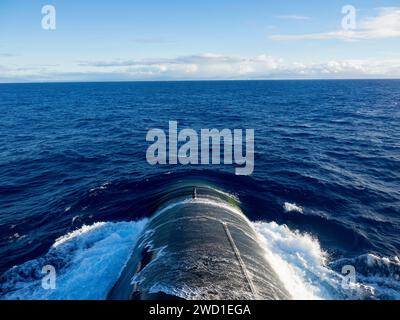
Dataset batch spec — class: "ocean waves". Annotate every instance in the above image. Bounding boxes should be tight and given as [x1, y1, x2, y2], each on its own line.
[0, 220, 147, 300]
[1, 218, 398, 300]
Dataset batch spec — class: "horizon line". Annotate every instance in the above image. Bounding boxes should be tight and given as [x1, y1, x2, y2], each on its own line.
[1, 78, 400, 85]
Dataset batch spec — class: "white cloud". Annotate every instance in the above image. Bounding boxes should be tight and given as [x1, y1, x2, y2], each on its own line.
[1, 54, 400, 82]
[271, 7, 400, 41]
[76, 54, 286, 80]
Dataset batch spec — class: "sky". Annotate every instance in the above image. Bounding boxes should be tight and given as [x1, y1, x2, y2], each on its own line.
[0, 0, 400, 82]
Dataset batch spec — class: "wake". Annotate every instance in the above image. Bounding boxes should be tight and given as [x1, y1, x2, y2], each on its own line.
[1, 219, 399, 300]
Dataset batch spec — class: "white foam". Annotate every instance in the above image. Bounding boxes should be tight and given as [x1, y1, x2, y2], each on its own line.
[253, 221, 400, 300]
[152, 196, 245, 221]
[89, 182, 111, 192]
[1, 217, 398, 300]
[52, 222, 107, 247]
[1, 220, 147, 300]
[253, 221, 330, 299]
[283, 202, 304, 213]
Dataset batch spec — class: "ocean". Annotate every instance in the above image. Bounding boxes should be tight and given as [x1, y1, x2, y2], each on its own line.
[0, 80, 399, 299]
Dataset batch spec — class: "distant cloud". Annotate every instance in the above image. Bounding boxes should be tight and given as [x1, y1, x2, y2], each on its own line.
[2, 53, 400, 82]
[276, 15, 311, 21]
[78, 54, 245, 68]
[271, 7, 400, 41]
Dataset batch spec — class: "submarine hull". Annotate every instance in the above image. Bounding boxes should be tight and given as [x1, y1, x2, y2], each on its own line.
[108, 190, 290, 300]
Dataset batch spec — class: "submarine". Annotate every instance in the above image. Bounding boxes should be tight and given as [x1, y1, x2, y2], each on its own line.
[108, 186, 290, 300]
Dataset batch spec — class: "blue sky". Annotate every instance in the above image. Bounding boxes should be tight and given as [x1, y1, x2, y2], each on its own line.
[0, 0, 399, 82]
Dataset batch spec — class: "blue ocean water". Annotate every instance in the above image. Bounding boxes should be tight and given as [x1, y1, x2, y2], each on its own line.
[0, 80, 399, 299]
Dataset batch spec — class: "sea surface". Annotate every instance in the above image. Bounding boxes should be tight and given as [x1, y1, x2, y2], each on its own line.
[0, 80, 399, 299]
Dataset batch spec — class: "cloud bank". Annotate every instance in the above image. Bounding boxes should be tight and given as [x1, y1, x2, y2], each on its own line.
[1, 53, 400, 83]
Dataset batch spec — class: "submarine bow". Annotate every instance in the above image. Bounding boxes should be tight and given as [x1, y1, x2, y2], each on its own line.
[108, 186, 290, 300]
